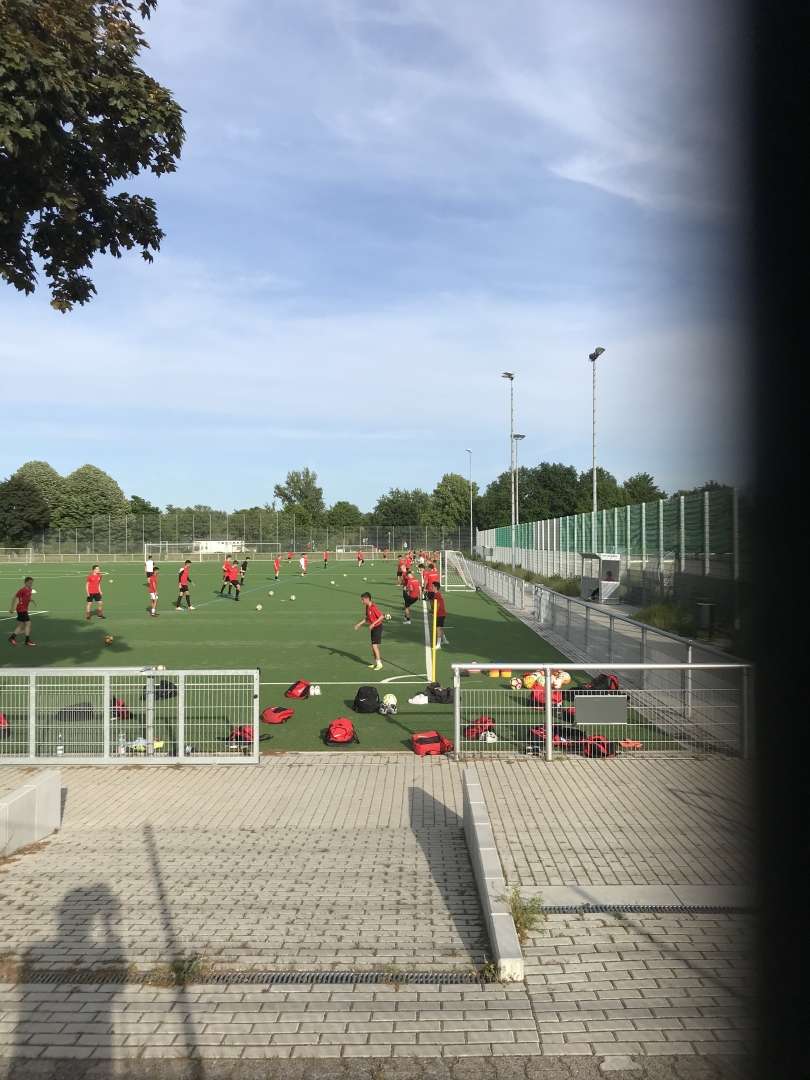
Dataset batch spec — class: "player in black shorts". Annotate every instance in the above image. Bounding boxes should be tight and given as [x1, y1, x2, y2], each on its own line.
[175, 560, 195, 610]
[239, 556, 250, 585]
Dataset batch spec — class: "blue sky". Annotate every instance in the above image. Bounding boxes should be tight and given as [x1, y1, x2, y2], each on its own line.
[0, 0, 749, 511]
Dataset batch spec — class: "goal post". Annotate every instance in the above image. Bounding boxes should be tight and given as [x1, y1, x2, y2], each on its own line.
[441, 550, 476, 590]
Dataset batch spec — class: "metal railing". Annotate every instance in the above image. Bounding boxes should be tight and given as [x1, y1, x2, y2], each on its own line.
[451, 663, 752, 760]
[0, 669, 260, 765]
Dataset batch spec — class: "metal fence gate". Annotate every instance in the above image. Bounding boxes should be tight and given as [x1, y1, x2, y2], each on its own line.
[451, 663, 752, 760]
[0, 669, 260, 765]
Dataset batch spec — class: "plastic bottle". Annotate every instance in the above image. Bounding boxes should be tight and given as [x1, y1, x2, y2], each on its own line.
[56, 734, 64, 757]
[117, 732, 127, 756]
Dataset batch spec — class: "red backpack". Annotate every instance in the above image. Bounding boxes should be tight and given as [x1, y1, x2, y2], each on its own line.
[0, 712, 7, 738]
[412, 731, 454, 756]
[285, 680, 311, 699]
[581, 734, 617, 758]
[582, 674, 620, 692]
[464, 715, 494, 739]
[227, 725, 255, 744]
[262, 707, 294, 724]
[111, 698, 131, 720]
[325, 718, 359, 745]
[530, 686, 563, 709]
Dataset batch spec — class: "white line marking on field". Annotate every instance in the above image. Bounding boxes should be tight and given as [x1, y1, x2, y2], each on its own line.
[0, 611, 49, 622]
[422, 599, 432, 678]
[380, 673, 428, 684]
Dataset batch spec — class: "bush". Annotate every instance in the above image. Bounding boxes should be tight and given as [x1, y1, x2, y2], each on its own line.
[483, 560, 581, 596]
[504, 885, 545, 942]
[630, 603, 693, 637]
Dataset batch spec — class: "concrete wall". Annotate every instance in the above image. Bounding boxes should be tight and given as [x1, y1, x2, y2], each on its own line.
[0, 770, 61, 856]
[462, 767, 524, 981]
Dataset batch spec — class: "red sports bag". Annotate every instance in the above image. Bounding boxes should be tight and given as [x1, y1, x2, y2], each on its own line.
[227, 725, 255, 744]
[262, 706, 294, 724]
[111, 698, 131, 721]
[530, 686, 563, 709]
[464, 715, 494, 740]
[0, 712, 7, 737]
[581, 734, 617, 758]
[285, 680, 310, 699]
[412, 731, 454, 756]
[325, 718, 359, 745]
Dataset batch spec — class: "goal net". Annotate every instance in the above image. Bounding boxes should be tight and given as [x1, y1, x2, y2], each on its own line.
[332, 546, 388, 561]
[441, 550, 476, 590]
[144, 540, 251, 560]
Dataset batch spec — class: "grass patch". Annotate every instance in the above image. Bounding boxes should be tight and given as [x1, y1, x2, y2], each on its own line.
[142, 954, 212, 987]
[630, 602, 694, 637]
[504, 884, 545, 942]
[479, 560, 581, 595]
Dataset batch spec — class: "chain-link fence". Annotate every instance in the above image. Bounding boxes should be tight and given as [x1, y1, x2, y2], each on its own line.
[0, 669, 260, 765]
[451, 663, 751, 760]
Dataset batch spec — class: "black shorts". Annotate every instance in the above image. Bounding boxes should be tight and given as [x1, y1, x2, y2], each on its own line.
[178, 585, 189, 594]
[370, 625, 383, 645]
[87, 592, 102, 603]
[16, 611, 29, 622]
[404, 592, 418, 607]
[436, 616, 445, 627]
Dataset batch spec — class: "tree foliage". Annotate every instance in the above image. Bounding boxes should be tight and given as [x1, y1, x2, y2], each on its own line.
[12, 459, 64, 510]
[622, 472, 667, 503]
[0, 0, 184, 311]
[0, 474, 50, 543]
[273, 469, 325, 519]
[52, 464, 129, 526]
[129, 494, 160, 515]
[369, 487, 432, 526]
[324, 500, 363, 527]
[425, 473, 478, 528]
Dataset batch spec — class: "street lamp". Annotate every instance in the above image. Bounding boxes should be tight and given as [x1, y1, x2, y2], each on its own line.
[588, 348, 606, 518]
[465, 449, 473, 555]
[502, 372, 515, 569]
[513, 435, 525, 527]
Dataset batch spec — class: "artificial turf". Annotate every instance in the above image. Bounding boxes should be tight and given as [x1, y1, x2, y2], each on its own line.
[0, 558, 570, 751]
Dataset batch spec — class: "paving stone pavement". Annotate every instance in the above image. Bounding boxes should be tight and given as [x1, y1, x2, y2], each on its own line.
[0, 755, 753, 1069]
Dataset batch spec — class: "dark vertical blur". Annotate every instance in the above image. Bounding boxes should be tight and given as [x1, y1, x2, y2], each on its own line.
[753, 2, 810, 1076]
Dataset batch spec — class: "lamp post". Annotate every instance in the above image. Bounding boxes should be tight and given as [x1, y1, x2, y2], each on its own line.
[502, 372, 515, 569]
[588, 348, 606, 520]
[465, 449, 473, 555]
[513, 435, 525, 528]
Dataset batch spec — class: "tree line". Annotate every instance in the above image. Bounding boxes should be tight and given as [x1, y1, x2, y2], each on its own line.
[0, 459, 728, 546]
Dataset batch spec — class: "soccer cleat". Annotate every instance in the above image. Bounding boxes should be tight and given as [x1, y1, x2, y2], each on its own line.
[25, 641, 36, 647]
[151, 612, 159, 616]
[86, 615, 92, 620]
[373, 662, 383, 670]
[97, 614, 105, 619]
[188, 606, 195, 610]
[174, 606, 182, 611]
[403, 618, 410, 624]
[9, 636, 17, 645]
[435, 642, 441, 649]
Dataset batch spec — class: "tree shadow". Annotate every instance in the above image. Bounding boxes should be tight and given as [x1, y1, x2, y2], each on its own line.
[407, 786, 488, 967]
[0, 616, 133, 668]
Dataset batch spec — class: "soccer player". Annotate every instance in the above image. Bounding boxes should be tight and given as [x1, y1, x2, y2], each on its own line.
[354, 591, 384, 670]
[396, 555, 405, 585]
[403, 569, 420, 624]
[145, 554, 154, 586]
[425, 561, 440, 603]
[239, 556, 250, 584]
[323, 549, 329, 568]
[433, 584, 449, 648]
[9, 576, 36, 646]
[148, 566, 160, 616]
[382, 548, 388, 560]
[357, 549, 365, 567]
[299, 553, 308, 576]
[221, 555, 231, 590]
[404, 552, 413, 573]
[418, 552, 425, 569]
[273, 554, 281, 581]
[287, 549, 294, 563]
[85, 564, 105, 619]
[175, 560, 195, 610]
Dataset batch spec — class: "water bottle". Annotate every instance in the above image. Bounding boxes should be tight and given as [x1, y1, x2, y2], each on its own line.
[117, 732, 127, 756]
[56, 734, 64, 757]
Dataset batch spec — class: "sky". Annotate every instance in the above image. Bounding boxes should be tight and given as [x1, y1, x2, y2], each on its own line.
[0, 0, 750, 512]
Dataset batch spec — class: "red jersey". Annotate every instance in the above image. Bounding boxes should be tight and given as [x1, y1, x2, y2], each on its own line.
[287, 551, 293, 560]
[86, 572, 102, 594]
[15, 587, 32, 613]
[405, 556, 412, 570]
[357, 550, 364, 560]
[227, 563, 239, 581]
[301, 555, 308, 568]
[179, 566, 190, 586]
[274, 556, 281, 572]
[148, 573, 158, 593]
[324, 551, 329, 561]
[222, 559, 230, 575]
[426, 569, 440, 593]
[406, 576, 421, 599]
[365, 602, 383, 627]
[434, 592, 446, 618]
[397, 558, 404, 570]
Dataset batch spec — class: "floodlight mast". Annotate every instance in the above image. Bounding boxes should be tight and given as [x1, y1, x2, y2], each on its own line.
[465, 449, 473, 555]
[588, 348, 606, 519]
[502, 372, 516, 569]
[514, 435, 525, 527]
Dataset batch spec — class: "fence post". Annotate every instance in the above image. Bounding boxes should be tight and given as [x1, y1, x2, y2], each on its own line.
[28, 674, 37, 760]
[679, 495, 685, 572]
[103, 673, 111, 759]
[585, 606, 590, 654]
[453, 667, 461, 760]
[145, 674, 155, 757]
[608, 615, 614, 663]
[704, 490, 710, 576]
[733, 488, 740, 581]
[566, 596, 571, 638]
[641, 628, 647, 689]
[178, 674, 186, 759]
[544, 666, 553, 761]
[684, 644, 693, 720]
[741, 665, 750, 760]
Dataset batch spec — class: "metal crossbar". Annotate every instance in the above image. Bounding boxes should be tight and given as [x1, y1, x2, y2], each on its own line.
[0, 668, 260, 765]
[451, 662, 752, 760]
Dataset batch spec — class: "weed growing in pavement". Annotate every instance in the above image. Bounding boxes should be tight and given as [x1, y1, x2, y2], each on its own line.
[481, 960, 501, 982]
[504, 885, 546, 942]
[143, 954, 212, 987]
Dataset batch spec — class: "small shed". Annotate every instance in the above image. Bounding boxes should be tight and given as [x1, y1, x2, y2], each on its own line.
[579, 552, 621, 605]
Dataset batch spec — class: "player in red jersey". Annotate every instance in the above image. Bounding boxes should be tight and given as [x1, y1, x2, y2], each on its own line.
[357, 549, 365, 566]
[221, 556, 231, 590]
[433, 584, 448, 648]
[148, 567, 160, 616]
[402, 570, 421, 624]
[425, 562, 440, 603]
[323, 549, 329, 568]
[9, 576, 36, 646]
[396, 556, 405, 585]
[228, 559, 241, 600]
[273, 554, 281, 581]
[175, 560, 195, 610]
[382, 548, 388, 560]
[299, 553, 308, 576]
[85, 565, 105, 619]
[287, 549, 293, 562]
[404, 552, 413, 572]
[354, 591, 384, 670]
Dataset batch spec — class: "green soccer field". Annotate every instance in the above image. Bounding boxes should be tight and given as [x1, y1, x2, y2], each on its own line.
[0, 558, 570, 751]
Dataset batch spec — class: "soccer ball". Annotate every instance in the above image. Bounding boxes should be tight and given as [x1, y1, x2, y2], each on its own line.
[256, 604, 262, 611]
[510, 677, 523, 690]
[290, 595, 296, 601]
[104, 635, 114, 645]
[269, 591, 274, 595]
[343, 574, 347, 577]
[109, 579, 113, 583]
[479, 730, 498, 742]
[379, 693, 398, 715]
[363, 577, 367, 581]
[523, 673, 537, 689]
[331, 580, 335, 585]
[156, 665, 165, 671]
[384, 613, 392, 621]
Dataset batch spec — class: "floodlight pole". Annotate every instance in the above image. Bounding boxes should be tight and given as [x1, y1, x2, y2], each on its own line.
[514, 435, 525, 529]
[466, 449, 473, 555]
[502, 372, 516, 569]
[588, 348, 606, 523]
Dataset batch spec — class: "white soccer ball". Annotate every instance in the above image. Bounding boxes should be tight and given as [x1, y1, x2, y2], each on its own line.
[331, 580, 335, 585]
[156, 665, 165, 671]
[363, 577, 367, 581]
[479, 730, 498, 742]
[269, 591, 274, 595]
[343, 574, 347, 577]
[256, 604, 262, 610]
[510, 677, 523, 690]
[290, 595, 296, 601]
[384, 613, 392, 621]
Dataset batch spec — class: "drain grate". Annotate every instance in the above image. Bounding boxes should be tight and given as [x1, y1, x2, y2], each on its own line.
[8, 969, 481, 987]
[544, 904, 754, 915]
